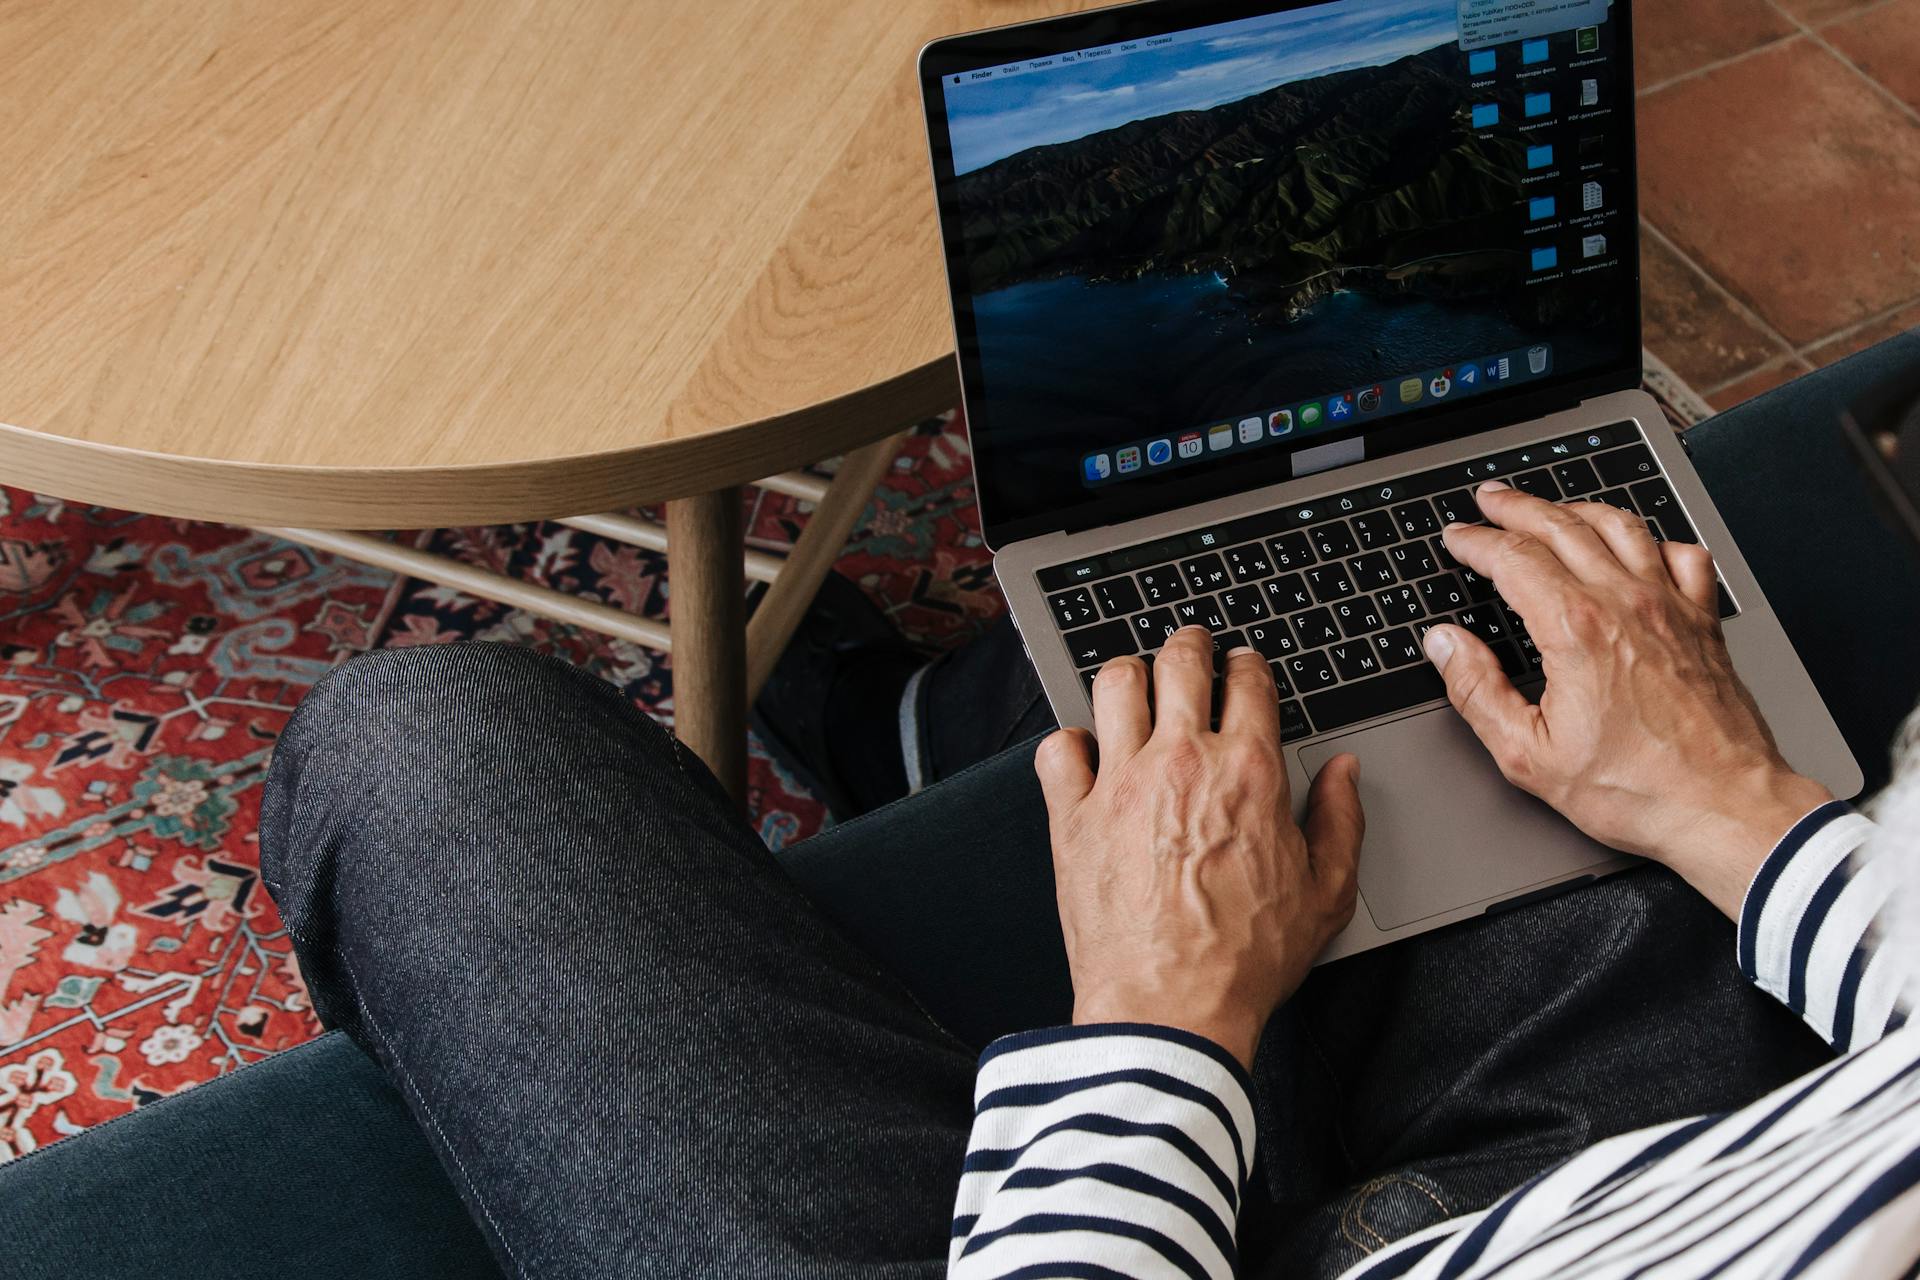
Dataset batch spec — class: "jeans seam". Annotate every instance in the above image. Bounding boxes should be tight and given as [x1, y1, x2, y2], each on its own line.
[337, 951, 529, 1280]
[1340, 1172, 1452, 1258]
[1398, 1172, 1453, 1219]
[1340, 1177, 1393, 1254]
[668, 731, 694, 778]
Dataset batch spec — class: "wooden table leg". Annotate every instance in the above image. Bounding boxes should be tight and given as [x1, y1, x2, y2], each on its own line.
[667, 486, 747, 802]
[744, 433, 905, 703]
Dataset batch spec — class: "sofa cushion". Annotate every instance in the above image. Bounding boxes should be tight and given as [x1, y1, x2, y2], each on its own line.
[0, 1030, 500, 1279]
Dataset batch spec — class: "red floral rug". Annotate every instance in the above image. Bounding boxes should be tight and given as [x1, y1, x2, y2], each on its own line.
[0, 414, 1000, 1160]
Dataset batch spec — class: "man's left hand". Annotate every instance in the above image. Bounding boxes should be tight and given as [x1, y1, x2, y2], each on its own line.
[1034, 627, 1365, 1070]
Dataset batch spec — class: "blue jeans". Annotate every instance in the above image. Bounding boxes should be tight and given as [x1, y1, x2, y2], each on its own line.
[2, 332, 1915, 1280]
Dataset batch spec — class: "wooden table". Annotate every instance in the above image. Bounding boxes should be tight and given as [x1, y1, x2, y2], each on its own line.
[0, 0, 1093, 796]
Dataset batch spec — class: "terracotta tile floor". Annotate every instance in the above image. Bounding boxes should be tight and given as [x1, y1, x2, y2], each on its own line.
[1635, 0, 1920, 408]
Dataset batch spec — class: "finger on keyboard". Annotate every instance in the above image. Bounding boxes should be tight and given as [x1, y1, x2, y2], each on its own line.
[1561, 492, 1666, 579]
[1469, 482, 1621, 583]
[1439, 518, 1581, 629]
[1152, 626, 1215, 734]
[1091, 656, 1153, 756]
[1218, 646, 1281, 742]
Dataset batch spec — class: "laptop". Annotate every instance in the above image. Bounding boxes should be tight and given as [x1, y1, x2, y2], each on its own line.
[918, 0, 1862, 959]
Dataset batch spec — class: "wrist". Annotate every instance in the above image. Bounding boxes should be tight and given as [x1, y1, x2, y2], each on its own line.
[1072, 997, 1265, 1071]
[1657, 766, 1834, 919]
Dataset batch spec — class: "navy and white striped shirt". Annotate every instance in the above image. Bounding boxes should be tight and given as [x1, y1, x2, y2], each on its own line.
[951, 803, 1920, 1277]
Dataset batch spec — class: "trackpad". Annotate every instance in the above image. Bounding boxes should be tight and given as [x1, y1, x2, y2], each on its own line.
[1299, 708, 1618, 930]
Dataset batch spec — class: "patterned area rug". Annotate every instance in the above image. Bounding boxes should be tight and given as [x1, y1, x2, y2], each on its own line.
[0, 414, 999, 1160]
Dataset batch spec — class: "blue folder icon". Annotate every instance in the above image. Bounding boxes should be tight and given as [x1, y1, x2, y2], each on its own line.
[1530, 196, 1556, 220]
[1525, 92, 1551, 117]
[1469, 49, 1496, 74]
[1472, 103, 1500, 128]
[1523, 38, 1549, 65]
[1527, 144, 1554, 170]
[1532, 246, 1559, 271]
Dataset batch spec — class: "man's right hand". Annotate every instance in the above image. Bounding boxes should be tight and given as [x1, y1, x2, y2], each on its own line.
[1424, 480, 1834, 919]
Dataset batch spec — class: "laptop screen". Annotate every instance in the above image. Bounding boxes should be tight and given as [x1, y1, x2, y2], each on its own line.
[922, 0, 1641, 544]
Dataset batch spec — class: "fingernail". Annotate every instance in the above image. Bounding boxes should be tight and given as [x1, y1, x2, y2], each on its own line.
[1228, 646, 1257, 658]
[1423, 626, 1456, 671]
[1478, 479, 1511, 494]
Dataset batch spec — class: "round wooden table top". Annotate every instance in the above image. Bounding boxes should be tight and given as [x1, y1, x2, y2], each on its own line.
[0, 0, 1094, 529]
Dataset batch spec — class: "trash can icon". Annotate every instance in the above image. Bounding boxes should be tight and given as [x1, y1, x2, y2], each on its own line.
[1528, 345, 1550, 374]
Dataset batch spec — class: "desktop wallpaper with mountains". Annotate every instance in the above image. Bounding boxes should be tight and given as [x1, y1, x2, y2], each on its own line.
[945, 0, 1631, 520]
[959, 44, 1531, 324]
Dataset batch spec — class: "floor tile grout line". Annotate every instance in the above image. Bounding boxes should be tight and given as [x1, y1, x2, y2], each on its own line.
[1636, 32, 1803, 100]
[1700, 351, 1818, 399]
[1640, 219, 1803, 382]
[1759, 0, 1920, 129]
[1793, 291, 1920, 360]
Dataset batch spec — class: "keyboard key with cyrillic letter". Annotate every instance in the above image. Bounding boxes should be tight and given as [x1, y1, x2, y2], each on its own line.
[1247, 620, 1299, 660]
[1328, 641, 1383, 681]
[1290, 608, 1342, 648]
[1418, 574, 1469, 613]
[1334, 598, 1384, 638]
[1455, 605, 1509, 645]
[1346, 551, 1397, 591]
[1377, 585, 1424, 624]
[1306, 564, 1356, 602]
[1372, 627, 1423, 668]
[1219, 587, 1269, 626]
[1284, 650, 1339, 694]
[1390, 543, 1438, 580]
[1264, 573, 1313, 612]
[1131, 608, 1177, 646]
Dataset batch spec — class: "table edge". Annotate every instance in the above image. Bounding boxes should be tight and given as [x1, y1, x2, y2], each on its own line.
[0, 358, 960, 529]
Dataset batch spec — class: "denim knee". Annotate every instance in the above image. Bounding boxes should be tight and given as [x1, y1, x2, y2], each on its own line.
[259, 644, 677, 913]
[278, 643, 650, 756]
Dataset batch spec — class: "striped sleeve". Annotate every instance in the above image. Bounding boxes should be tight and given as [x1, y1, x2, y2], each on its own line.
[1739, 801, 1902, 1054]
[949, 1023, 1256, 1280]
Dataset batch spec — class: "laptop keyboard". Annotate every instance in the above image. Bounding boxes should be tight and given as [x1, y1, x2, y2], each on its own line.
[1035, 423, 1738, 742]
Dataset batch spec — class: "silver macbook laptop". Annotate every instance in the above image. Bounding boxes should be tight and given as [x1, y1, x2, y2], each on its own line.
[919, 0, 1862, 959]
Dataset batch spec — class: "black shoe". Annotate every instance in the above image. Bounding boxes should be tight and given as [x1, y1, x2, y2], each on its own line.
[750, 573, 925, 821]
